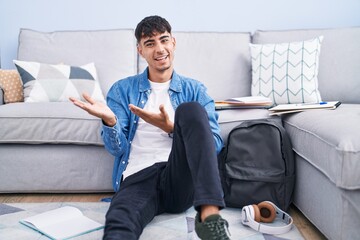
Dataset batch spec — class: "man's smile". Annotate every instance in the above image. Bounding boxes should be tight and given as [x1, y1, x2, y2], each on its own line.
[155, 55, 168, 61]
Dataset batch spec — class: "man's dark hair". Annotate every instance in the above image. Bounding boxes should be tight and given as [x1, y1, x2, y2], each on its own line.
[135, 15, 172, 43]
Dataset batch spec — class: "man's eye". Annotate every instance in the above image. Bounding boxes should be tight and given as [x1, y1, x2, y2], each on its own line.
[146, 43, 154, 47]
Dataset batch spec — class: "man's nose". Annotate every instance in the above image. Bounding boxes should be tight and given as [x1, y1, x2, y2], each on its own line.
[155, 43, 165, 52]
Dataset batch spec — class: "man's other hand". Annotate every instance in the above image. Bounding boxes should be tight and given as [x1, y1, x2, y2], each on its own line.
[129, 104, 174, 133]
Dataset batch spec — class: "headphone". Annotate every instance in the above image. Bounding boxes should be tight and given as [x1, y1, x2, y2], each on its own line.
[241, 201, 293, 235]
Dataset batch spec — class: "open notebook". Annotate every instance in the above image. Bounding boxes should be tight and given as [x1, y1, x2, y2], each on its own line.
[20, 206, 104, 240]
[268, 101, 341, 115]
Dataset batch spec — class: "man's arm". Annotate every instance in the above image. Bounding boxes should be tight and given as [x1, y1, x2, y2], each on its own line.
[70, 92, 128, 157]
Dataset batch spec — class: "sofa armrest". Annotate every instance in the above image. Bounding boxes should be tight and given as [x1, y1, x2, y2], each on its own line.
[0, 87, 4, 105]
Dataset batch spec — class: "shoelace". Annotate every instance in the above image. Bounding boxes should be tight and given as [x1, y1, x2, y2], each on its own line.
[203, 218, 231, 239]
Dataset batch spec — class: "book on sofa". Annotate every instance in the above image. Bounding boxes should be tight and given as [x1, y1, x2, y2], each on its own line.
[215, 96, 273, 110]
[19, 206, 104, 239]
[268, 101, 341, 116]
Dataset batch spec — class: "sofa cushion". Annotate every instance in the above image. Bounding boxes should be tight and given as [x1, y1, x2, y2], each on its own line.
[252, 27, 360, 104]
[0, 102, 103, 145]
[14, 61, 105, 103]
[250, 36, 323, 105]
[0, 89, 3, 105]
[139, 31, 252, 101]
[0, 144, 114, 192]
[0, 69, 24, 103]
[17, 29, 137, 96]
[282, 104, 360, 189]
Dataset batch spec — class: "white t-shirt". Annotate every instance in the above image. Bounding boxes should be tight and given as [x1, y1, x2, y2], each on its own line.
[123, 80, 175, 179]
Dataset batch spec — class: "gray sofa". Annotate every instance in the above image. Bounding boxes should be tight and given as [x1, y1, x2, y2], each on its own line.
[0, 27, 359, 239]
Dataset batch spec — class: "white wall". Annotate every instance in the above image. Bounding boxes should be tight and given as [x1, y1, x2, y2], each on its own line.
[1, 0, 360, 68]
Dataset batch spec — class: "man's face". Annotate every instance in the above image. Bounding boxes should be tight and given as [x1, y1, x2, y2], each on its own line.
[137, 31, 176, 73]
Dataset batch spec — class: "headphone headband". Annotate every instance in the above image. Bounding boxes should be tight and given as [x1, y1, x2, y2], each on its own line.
[241, 201, 293, 235]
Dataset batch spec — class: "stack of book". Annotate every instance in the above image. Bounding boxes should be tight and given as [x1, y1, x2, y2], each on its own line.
[215, 96, 273, 110]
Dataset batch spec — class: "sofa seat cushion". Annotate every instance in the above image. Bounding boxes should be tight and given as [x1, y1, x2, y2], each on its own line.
[282, 104, 360, 189]
[0, 102, 103, 145]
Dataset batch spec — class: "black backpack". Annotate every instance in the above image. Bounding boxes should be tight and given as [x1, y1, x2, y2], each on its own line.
[218, 118, 295, 211]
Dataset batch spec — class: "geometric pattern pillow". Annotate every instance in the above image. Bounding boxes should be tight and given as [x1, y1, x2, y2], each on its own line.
[13, 60, 105, 103]
[0, 69, 24, 103]
[250, 36, 323, 105]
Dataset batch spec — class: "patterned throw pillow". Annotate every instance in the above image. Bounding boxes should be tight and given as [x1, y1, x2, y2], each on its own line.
[13, 60, 105, 103]
[250, 36, 323, 105]
[0, 69, 24, 103]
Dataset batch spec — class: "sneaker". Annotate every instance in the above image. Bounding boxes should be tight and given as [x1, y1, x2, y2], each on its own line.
[195, 213, 231, 240]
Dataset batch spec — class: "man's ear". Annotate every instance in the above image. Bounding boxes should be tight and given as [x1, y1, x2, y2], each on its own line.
[137, 44, 144, 57]
[172, 37, 176, 50]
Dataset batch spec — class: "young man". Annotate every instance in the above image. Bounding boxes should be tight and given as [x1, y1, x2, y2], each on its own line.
[70, 15, 230, 240]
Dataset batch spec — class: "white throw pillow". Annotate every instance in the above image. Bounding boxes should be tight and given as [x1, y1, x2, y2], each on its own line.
[250, 36, 323, 105]
[13, 60, 105, 103]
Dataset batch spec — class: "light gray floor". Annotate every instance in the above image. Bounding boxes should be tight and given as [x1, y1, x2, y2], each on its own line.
[0, 202, 304, 240]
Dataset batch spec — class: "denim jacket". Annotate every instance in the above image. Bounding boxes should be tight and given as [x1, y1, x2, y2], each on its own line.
[101, 68, 223, 191]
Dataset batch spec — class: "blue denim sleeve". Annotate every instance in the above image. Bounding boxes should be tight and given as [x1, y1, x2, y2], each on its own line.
[101, 118, 128, 157]
[208, 110, 223, 154]
[101, 83, 130, 157]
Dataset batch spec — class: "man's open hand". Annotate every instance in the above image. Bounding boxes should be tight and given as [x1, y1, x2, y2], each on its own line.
[69, 93, 116, 127]
[129, 104, 174, 133]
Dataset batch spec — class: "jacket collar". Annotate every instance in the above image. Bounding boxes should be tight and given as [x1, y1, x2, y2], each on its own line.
[139, 67, 182, 93]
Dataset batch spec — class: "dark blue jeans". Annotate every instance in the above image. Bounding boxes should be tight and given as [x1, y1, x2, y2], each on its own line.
[103, 102, 225, 239]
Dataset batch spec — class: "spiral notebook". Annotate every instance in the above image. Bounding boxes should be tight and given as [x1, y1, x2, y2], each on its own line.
[20, 206, 104, 240]
[268, 101, 341, 115]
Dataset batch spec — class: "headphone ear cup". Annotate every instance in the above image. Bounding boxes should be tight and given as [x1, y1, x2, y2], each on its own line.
[252, 204, 261, 222]
[258, 201, 276, 223]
